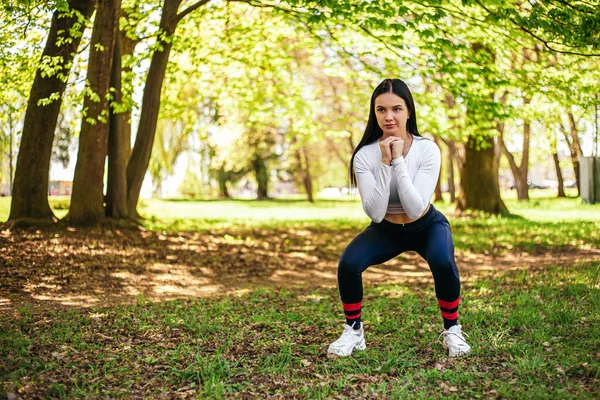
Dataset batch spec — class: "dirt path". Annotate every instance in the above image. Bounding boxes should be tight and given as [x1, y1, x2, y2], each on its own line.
[2, 227, 599, 315]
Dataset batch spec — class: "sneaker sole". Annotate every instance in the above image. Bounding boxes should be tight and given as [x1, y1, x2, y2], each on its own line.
[327, 338, 366, 358]
[448, 348, 471, 358]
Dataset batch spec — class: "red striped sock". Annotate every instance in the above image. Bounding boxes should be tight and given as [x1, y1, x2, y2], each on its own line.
[438, 298, 459, 329]
[342, 301, 362, 327]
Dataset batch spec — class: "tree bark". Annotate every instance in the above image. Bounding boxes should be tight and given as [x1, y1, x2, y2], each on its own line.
[252, 156, 269, 200]
[550, 128, 566, 198]
[106, 24, 129, 218]
[119, 30, 138, 157]
[69, 0, 120, 225]
[433, 136, 443, 202]
[499, 132, 527, 200]
[126, 0, 184, 219]
[434, 172, 443, 202]
[9, 0, 95, 222]
[296, 146, 314, 202]
[498, 100, 531, 201]
[8, 112, 14, 194]
[456, 134, 507, 215]
[217, 168, 230, 199]
[552, 151, 566, 198]
[446, 140, 456, 203]
[561, 112, 583, 196]
[441, 93, 462, 203]
[439, 137, 457, 203]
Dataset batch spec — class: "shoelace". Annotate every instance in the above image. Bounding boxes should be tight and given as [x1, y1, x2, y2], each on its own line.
[438, 329, 469, 345]
[341, 325, 362, 338]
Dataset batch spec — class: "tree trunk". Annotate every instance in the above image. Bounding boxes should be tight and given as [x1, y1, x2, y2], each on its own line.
[69, 0, 120, 225]
[296, 146, 314, 202]
[550, 128, 566, 198]
[253, 156, 269, 200]
[500, 132, 529, 201]
[565, 112, 583, 196]
[106, 25, 129, 218]
[217, 168, 230, 199]
[561, 113, 583, 196]
[434, 172, 443, 202]
[119, 31, 138, 157]
[446, 140, 456, 203]
[433, 136, 443, 202]
[442, 93, 462, 203]
[552, 151, 566, 198]
[152, 175, 163, 198]
[8, 112, 14, 194]
[440, 137, 457, 203]
[126, 0, 183, 219]
[8, 0, 95, 222]
[456, 134, 507, 215]
[498, 98, 531, 201]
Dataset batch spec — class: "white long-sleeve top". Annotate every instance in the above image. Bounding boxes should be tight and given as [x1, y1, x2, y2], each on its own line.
[353, 135, 441, 222]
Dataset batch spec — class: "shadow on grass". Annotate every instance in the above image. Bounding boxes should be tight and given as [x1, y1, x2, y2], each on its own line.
[1, 218, 599, 315]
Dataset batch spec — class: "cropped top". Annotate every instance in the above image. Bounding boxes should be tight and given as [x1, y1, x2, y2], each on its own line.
[353, 135, 441, 222]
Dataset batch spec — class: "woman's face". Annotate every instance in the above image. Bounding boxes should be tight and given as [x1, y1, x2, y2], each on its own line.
[374, 92, 410, 137]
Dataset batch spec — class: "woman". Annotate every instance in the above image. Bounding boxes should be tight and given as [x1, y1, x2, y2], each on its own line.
[327, 79, 471, 358]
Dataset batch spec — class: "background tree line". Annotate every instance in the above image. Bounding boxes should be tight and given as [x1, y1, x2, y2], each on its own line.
[1, 0, 599, 227]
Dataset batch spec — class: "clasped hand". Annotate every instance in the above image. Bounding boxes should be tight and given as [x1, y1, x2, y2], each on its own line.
[379, 136, 404, 165]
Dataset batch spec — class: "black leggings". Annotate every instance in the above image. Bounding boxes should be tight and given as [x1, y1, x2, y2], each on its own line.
[338, 205, 461, 329]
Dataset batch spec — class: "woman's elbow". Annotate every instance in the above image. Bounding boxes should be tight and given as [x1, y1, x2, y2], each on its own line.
[364, 205, 386, 223]
[406, 204, 426, 219]
[371, 213, 385, 223]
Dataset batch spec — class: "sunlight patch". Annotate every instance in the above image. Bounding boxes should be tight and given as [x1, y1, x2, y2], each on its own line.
[287, 252, 318, 262]
[30, 294, 100, 307]
[153, 284, 222, 296]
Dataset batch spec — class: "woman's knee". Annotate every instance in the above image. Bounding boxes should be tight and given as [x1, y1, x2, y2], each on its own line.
[429, 256, 459, 279]
[338, 256, 364, 276]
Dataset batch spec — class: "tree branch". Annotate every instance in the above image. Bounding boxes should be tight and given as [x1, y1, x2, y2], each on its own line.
[174, 0, 211, 24]
[226, 0, 308, 18]
[474, 0, 600, 57]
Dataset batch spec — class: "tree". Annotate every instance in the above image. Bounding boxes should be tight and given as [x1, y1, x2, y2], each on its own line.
[561, 111, 584, 196]
[68, 0, 120, 225]
[499, 96, 532, 201]
[8, 0, 600, 225]
[549, 125, 566, 198]
[8, 0, 95, 223]
[126, 0, 209, 218]
[473, 0, 600, 56]
[454, 42, 508, 215]
[105, 3, 143, 219]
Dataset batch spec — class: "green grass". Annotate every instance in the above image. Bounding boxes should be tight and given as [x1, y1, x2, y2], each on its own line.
[2, 191, 600, 255]
[2, 263, 598, 398]
[1, 191, 600, 397]
[0, 188, 595, 227]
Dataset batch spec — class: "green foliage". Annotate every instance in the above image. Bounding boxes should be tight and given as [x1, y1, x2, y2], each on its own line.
[3, 0, 600, 213]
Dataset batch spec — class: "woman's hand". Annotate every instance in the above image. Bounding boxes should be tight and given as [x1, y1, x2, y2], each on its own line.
[379, 136, 396, 165]
[390, 137, 404, 160]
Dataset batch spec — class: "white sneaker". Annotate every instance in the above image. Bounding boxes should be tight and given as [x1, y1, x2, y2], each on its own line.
[327, 323, 366, 357]
[441, 325, 471, 357]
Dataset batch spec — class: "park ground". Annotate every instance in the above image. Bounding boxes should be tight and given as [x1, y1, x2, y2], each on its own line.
[1, 191, 599, 398]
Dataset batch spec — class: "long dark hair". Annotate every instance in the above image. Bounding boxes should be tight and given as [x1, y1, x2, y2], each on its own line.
[349, 79, 421, 186]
